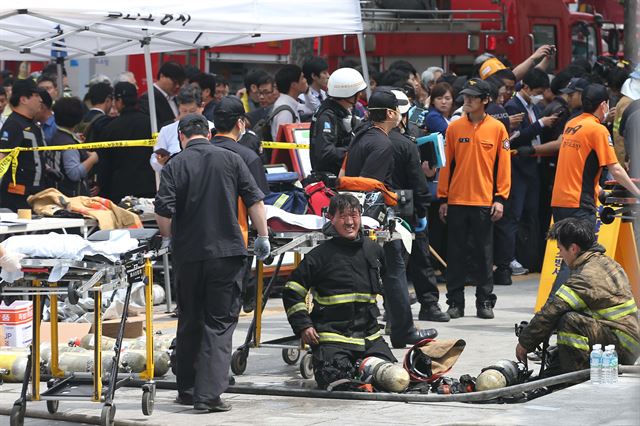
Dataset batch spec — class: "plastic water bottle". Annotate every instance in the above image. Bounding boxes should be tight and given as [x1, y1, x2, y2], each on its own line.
[609, 345, 618, 384]
[602, 345, 618, 384]
[590, 344, 603, 384]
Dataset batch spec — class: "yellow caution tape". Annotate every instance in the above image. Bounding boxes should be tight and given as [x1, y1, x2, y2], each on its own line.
[262, 141, 309, 150]
[0, 138, 157, 185]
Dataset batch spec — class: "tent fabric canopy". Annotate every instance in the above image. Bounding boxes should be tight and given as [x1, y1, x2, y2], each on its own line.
[0, 1, 363, 60]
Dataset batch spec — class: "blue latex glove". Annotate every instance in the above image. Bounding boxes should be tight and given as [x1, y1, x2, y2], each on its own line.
[414, 217, 427, 233]
[254, 236, 271, 261]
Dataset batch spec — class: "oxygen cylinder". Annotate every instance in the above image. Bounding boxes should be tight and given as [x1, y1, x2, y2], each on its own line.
[0, 350, 30, 382]
[359, 357, 410, 393]
[79, 334, 139, 351]
[58, 352, 94, 374]
[41, 343, 89, 364]
[476, 359, 526, 391]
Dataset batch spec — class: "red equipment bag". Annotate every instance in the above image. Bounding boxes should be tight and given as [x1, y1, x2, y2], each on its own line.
[304, 181, 336, 216]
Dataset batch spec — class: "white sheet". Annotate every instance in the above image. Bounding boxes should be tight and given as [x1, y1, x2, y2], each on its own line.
[1, 230, 139, 282]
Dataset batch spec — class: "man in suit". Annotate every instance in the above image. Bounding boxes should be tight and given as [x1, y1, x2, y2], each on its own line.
[494, 69, 557, 284]
[140, 61, 185, 130]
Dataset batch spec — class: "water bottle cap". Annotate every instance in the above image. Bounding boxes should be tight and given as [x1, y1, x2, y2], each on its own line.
[593, 344, 602, 350]
[605, 344, 615, 350]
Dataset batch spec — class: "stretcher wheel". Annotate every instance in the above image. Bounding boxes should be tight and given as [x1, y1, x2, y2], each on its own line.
[46, 400, 59, 414]
[231, 349, 248, 375]
[600, 206, 616, 225]
[299, 352, 314, 379]
[100, 404, 116, 426]
[10, 403, 25, 426]
[67, 282, 80, 305]
[141, 390, 154, 416]
[282, 348, 300, 365]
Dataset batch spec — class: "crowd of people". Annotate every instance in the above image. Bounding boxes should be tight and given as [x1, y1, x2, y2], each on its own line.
[0, 46, 639, 406]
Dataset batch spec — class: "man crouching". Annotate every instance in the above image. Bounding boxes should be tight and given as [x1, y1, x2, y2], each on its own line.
[283, 194, 435, 388]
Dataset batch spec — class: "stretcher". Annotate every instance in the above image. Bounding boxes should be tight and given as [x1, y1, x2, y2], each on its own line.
[0, 229, 168, 426]
[231, 229, 395, 380]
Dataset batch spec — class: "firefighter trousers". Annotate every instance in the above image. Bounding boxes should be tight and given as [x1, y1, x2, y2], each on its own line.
[175, 256, 246, 403]
[311, 338, 396, 389]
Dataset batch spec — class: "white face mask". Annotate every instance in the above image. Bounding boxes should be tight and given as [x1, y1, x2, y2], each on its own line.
[602, 102, 610, 123]
[237, 119, 246, 140]
[342, 114, 353, 132]
[530, 94, 544, 104]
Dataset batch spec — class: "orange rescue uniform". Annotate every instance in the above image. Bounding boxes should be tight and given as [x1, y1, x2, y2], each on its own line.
[551, 113, 618, 211]
[437, 114, 511, 206]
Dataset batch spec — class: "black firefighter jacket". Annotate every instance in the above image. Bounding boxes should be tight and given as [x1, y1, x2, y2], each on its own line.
[283, 224, 385, 351]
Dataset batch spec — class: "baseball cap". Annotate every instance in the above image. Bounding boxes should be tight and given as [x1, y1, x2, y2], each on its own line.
[113, 81, 137, 100]
[479, 58, 507, 80]
[178, 113, 210, 135]
[459, 78, 491, 97]
[560, 77, 589, 94]
[12, 78, 39, 99]
[368, 88, 408, 110]
[391, 89, 411, 114]
[37, 88, 53, 109]
[214, 96, 246, 122]
[581, 83, 609, 108]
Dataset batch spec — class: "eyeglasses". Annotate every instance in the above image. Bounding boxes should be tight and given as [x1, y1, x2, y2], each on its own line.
[258, 90, 274, 97]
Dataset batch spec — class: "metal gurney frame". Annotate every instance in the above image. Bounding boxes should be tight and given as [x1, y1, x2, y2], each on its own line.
[1, 241, 169, 426]
[231, 230, 394, 380]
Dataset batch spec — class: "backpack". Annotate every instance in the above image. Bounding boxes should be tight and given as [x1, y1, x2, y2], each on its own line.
[264, 187, 308, 214]
[304, 181, 337, 216]
[252, 104, 298, 141]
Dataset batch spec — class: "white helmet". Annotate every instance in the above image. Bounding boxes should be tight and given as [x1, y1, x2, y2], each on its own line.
[391, 89, 411, 115]
[328, 67, 367, 98]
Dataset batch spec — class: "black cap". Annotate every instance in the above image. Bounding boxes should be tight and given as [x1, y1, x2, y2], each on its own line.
[214, 96, 246, 122]
[368, 88, 407, 110]
[113, 82, 137, 100]
[560, 77, 589, 94]
[37, 88, 53, 109]
[178, 113, 210, 135]
[12, 78, 39, 99]
[581, 83, 610, 109]
[459, 78, 491, 97]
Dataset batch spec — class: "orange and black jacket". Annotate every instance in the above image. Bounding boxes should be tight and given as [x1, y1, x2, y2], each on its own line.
[437, 114, 511, 206]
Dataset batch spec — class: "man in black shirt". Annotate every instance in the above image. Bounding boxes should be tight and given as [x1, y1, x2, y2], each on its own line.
[98, 82, 155, 203]
[155, 113, 269, 413]
[345, 89, 437, 348]
[211, 97, 269, 195]
[0, 79, 48, 210]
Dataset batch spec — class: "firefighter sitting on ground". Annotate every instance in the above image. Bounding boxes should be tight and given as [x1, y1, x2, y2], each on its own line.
[283, 194, 409, 389]
[516, 218, 640, 375]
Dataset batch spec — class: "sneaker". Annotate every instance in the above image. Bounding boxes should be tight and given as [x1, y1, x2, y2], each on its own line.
[510, 260, 529, 276]
[476, 300, 494, 319]
[446, 304, 465, 319]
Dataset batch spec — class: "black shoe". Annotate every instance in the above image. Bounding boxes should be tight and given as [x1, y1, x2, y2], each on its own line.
[391, 328, 438, 349]
[418, 304, 451, 322]
[174, 393, 193, 405]
[476, 300, 495, 319]
[194, 398, 232, 412]
[447, 304, 465, 319]
[494, 268, 512, 286]
[243, 296, 256, 313]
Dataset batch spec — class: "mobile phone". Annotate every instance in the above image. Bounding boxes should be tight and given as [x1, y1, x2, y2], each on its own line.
[154, 148, 170, 157]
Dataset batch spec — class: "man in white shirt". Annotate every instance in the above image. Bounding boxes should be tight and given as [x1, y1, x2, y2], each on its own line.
[271, 65, 308, 141]
[299, 57, 329, 118]
[150, 85, 214, 173]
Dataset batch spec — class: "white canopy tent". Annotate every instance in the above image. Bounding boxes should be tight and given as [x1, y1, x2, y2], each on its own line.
[0, 1, 369, 132]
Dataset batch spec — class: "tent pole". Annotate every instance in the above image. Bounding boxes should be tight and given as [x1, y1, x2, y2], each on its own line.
[55, 58, 64, 100]
[356, 33, 371, 98]
[143, 33, 158, 135]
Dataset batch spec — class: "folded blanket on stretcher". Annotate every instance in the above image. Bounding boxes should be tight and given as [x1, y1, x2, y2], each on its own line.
[265, 205, 380, 231]
[0, 230, 139, 283]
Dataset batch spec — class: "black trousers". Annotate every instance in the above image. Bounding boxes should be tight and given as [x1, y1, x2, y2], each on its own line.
[445, 205, 496, 307]
[383, 240, 416, 340]
[175, 256, 246, 403]
[407, 229, 440, 306]
[311, 338, 396, 389]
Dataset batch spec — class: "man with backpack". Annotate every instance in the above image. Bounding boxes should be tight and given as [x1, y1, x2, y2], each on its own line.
[309, 67, 367, 176]
[270, 65, 307, 141]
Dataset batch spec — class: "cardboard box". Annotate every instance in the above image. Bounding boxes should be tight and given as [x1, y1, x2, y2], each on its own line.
[40, 322, 92, 345]
[91, 315, 145, 339]
[3, 322, 32, 347]
[0, 301, 33, 325]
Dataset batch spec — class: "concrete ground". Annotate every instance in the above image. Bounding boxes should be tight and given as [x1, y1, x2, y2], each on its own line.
[1, 273, 639, 425]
